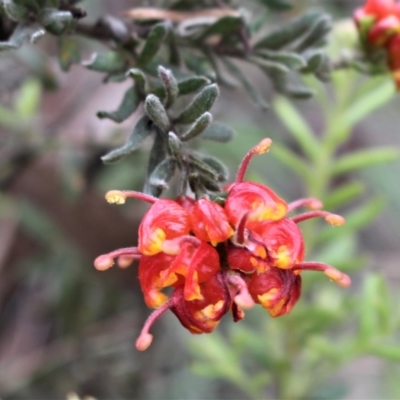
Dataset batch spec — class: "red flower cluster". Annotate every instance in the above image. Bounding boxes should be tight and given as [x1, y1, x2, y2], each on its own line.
[94, 138, 351, 351]
[354, 0, 400, 88]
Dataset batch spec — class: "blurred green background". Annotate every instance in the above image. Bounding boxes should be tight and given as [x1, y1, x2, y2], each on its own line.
[1, 1, 400, 399]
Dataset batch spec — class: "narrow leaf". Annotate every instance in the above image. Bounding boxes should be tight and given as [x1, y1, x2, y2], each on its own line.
[175, 84, 219, 124]
[83, 51, 126, 73]
[254, 10, 322, 50]
[342, 79, 395, 127]
[127, 68, 148, 96]
[201, 122, 235, 142]
[158, 66, 178, 108]
[316, 198, 385, 244]
[181, 112, 212, 141]
[138, 22, 169, 66]
[144, 94, 170, 132]
[273, 96, 320, 161]
[97, 87, 140, 123]
[149, 157, 177, 189]
[221, 57, 269, 109]
[323, 181, 365, 210]
[58, 36, 80, 71]
[200, 156, 229, 182]
[332, 148, 399, 176]
[101, 115, 151, 163]
[257, 50, 306, 70]
[199, 15, 243, 40]
[259, 0, 293, 10]
[144, 132, 168, 197]
[270, 142, 310, 181]
[177, 76, 211, 95]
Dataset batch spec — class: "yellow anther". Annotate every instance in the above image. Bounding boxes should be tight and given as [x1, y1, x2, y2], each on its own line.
[105, 190, 126, 204]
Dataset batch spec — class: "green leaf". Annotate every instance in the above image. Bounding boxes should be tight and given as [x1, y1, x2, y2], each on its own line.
[360, 274, 391, 340]
[149, 157, 177, 190]
[138, 22, 169, 66]
[2, 0, 29, 20]
[101, 115, 151, 163]
[293, 14, 332, 52]
[0, 23, 45, 51]
[144, 94, 170, 132]
[14, 78, 41, 119]
[301, 48, 326, 74]
[158, 66, 178, 108]
[254, 10, 322, 50]
[332, 148, 399, 176]
[200, 155, 229, 182]
[323, 181, 365, 210]
[259, 0, 292, 10]
[273, 96, 320, 161]
[200, 122, 235, 143]
[175, 83, 219, 124]
[368, 345, 400, 361]
[97, 87, 140, 123]
[58, 36, 80, 71]
[342, 78, 395, 127]
[269, 142, 310, 181]
[177, 76, 211, 95]
[181, 112, 212, 141]
[257, 50, 306, 70]
[83, 51, 126, 73]
[188, 155, 220, 182]
[127, 68, 148, 96]
[199, 15, 243, 40]
[144, 131, 168, 197]
[39, 9, 74, 35]
[221, 57, 268, 109]
[167, 131, 182, 159]
[316, 198, 385, 244]
[250, 56, 290, 74]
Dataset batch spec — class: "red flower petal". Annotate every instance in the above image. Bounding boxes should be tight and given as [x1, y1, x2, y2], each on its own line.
[225, 182, 287, 227]
[139, 199, 191, 256]
[190, 198, 234, 245]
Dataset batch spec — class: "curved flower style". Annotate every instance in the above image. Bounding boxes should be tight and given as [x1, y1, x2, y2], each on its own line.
[354, 0, 400, 88]
[94, 138, 351, 351]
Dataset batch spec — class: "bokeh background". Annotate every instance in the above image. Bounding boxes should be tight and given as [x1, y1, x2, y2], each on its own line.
[1, 1, 400, 399]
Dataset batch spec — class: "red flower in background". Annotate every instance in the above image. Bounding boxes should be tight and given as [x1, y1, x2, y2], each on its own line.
[354, 0, 400, 88]
[94, 138, 351, 351]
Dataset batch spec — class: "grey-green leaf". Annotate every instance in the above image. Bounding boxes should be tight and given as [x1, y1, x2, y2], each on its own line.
[254, 10, 322, 50]
[257, 50, 306, 70]
[221, 57, 268, 109]
[201, 122, 235, 143]
[175, 84, 219, 124]
[181, 112, 213, 141]
[177, 76, 211, 95]
[101, 115, 151, 163]
[200, 156, 229, 182]
[144, 94, 170, 132]
[127, 68, 148, 96]
[39, 9, 74, 35]
[138, 22, 169, 66]
[260, 0, 293, 10]
[199, 15, 243, 40]
[149, 157, 177, 190]
[83, 51, 126, 73]
[158, 66, 178, 108]
[97, 87, 140, 123]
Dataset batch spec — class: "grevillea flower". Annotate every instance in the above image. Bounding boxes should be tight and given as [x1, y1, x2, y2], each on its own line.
[354, 0, 400, 88]
[94, 138, 351, 351]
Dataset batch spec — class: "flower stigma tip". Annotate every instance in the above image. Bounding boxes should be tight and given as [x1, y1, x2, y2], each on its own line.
[105, 190, 126, 205]
[94, 255, 114, 271]
[135, 333, 153, 351]
[325, 214, 346, 226]
[254, 138, 272, 155]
